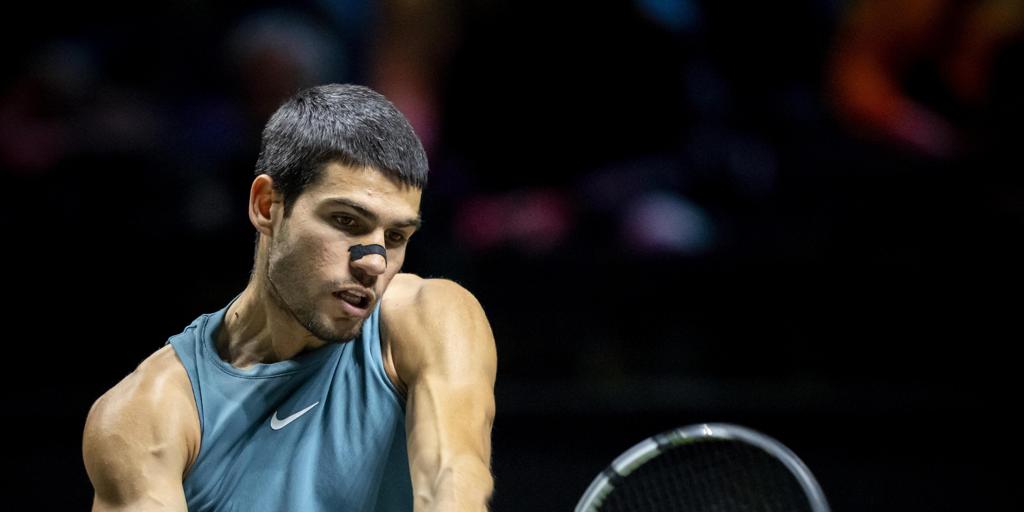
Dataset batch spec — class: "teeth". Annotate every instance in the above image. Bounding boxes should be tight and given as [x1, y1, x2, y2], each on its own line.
[338, 291, 366, 306]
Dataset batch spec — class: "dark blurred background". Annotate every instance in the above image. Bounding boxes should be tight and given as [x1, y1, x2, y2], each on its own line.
[3, 0, 1021, 509]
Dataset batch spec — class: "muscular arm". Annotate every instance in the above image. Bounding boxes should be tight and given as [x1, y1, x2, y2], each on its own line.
[383, 276, 497, 512]
[82, 346, 200, 512]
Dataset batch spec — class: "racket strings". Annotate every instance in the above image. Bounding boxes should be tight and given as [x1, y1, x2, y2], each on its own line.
[599, 439, 813, 512]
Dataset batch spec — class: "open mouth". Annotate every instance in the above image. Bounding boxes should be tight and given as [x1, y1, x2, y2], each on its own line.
[333, 290, 371, 309]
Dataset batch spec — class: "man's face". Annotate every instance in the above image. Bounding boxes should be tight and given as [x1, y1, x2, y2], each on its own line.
[265, 162, 422, 343]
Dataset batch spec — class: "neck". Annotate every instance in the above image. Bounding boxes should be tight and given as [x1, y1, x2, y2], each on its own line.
[216, 277, 327, 368]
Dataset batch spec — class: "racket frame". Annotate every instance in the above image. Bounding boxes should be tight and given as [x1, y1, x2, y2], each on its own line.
[574, 423, 830, 512]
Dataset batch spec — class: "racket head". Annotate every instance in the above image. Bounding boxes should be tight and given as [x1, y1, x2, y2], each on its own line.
[575, 423, 830, 512]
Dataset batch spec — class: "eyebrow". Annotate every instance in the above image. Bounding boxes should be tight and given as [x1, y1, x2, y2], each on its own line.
[324, 198, 422, 230]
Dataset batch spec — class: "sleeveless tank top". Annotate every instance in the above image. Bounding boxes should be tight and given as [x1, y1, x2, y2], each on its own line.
[167, 298, 412, 511]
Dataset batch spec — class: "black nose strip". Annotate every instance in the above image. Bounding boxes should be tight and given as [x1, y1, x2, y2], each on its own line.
[349, 244, 387, 264]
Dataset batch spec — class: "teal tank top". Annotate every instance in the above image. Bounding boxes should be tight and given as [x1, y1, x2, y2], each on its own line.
[167, 299, 413, 511]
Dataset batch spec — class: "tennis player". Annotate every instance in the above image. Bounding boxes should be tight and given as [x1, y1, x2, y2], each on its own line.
[82, 84, 496, 511]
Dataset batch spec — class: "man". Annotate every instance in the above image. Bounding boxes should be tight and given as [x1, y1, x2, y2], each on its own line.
[82, 84, 497, 511]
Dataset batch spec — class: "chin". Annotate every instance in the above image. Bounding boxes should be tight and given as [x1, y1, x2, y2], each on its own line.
[337, 320, 365, 343]
[331, 319, 365, 344]
[304, 313, 365, 344]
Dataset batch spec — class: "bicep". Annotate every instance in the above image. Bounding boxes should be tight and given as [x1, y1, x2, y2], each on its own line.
[405, 372, 496, 472]
[84, 428, 188, 511]
[405, 375, 495, 510]
[83, 380, 191, 511]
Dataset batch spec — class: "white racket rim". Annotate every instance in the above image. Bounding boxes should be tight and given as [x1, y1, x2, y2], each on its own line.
[574, 423, 831, 512]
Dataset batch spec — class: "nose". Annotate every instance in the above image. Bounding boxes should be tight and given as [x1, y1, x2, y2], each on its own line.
[349, 243, 388, 278]
[352, 252, 387, 276]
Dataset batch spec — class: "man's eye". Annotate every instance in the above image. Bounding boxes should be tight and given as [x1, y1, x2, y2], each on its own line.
[334, 215, 356, 227]
[387, 232, 406, 243]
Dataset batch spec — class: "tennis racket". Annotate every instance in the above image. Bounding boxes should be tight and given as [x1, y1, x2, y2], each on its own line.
[575, 423, 830, 512]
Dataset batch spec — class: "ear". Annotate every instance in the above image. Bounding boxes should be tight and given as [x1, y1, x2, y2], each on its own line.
[249, 174, 280, 236]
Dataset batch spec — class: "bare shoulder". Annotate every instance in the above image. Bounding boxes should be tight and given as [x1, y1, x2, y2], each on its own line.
[382, 273, 496, 383]
[380, 272, 428, 310]
[85, 345, 197, 436]
[83, 345, 199, 504]
[382, 273, 483, 312]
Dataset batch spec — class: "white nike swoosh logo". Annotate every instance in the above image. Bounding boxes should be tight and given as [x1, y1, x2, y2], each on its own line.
[270, 401, 320, 430]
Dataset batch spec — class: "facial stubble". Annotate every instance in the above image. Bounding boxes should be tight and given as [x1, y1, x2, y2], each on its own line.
[265, 236, 365, 345]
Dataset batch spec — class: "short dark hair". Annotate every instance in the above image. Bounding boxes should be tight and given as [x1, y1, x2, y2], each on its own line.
[255, 84, 428, 215]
